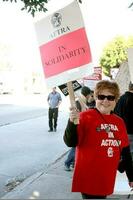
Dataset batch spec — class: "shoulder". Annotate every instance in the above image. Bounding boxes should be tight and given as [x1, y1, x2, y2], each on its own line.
[118, 94, 125, 101]
[119, 93, 128, 101]
[112, 113, 125, 123]
[48, 92, 52, 97]
[116, 94, 126, 106]
[80, 108, 96, 119]
[57, 92, 62, 98]
[125, 91, 133, 100]
[57, 92, 61, 95]
[56, 92, 62, 100]
[111, 113, 127, 132]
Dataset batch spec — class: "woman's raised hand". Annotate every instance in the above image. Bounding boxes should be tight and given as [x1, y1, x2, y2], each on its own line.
[69, 107, 80, 124]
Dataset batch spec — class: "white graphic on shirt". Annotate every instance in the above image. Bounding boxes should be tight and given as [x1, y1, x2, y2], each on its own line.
[107, 147, 113, 157]
[107, 131, 114, 138]
[100, 124, 118, 131]
[101, 139, 121, 146]
[99, 123, 121, 158]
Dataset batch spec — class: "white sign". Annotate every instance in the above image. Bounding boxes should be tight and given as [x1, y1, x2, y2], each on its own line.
[34, 0, 93, 88]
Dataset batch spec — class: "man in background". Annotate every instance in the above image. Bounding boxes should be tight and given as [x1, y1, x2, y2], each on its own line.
[47, 87, 62, 132]
[114, 81, 133, 157]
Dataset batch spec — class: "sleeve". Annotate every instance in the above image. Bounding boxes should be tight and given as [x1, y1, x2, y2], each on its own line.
[76, 100, 82, 112]
[63, 120, 78, 147]
[58, 93, 62, 101]
[121, 146, 133, 182]
[121, 120, 129, 148]
[47, 94, 50, 101]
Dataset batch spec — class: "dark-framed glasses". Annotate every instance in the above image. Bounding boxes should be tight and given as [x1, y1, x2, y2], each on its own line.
[97, 95, 115, 101]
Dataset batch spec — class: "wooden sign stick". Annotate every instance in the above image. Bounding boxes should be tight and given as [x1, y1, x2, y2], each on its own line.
[67, 81, 79, 124]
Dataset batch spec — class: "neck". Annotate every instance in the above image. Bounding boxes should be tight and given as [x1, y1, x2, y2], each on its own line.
[95, 107, 111, 115]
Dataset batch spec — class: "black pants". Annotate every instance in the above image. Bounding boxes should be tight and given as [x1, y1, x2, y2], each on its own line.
[48, 108, 58, 130]
[81, 193, 106, 199]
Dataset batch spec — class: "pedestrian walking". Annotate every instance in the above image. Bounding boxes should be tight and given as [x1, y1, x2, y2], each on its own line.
[114, 81, 133, 158]
[64, 86, 92, 171]
[64, 80, 133, 199]
[47, 87, 62, 132]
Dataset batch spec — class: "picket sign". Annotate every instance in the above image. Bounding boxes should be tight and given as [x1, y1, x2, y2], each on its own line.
[34, 0, 92, 115]
[34, 0, 92, 88]
[58, 80, 81, 96]
[67, 81, 76, 107]
[67, 81, 79, 125]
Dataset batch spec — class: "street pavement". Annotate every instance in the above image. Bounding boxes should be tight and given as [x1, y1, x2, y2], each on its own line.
[1, 152, 133, 199]
[0, 93, 70, 198]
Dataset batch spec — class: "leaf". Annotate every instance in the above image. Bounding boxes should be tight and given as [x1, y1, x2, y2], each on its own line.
[128, 2, 133, 8]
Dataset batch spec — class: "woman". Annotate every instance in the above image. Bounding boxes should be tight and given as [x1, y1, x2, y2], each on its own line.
[64, 80, 133, 199]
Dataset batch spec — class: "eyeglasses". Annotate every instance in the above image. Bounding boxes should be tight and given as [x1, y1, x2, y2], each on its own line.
[97, 95, 115, 101]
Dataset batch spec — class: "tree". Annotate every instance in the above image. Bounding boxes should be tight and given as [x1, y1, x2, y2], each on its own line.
[129, 1, 133, 9]
[2, 0, 82, 17]
[1, 0, 133, 16]
[99, 36, 133, 77]
[2, 0, 48, 17]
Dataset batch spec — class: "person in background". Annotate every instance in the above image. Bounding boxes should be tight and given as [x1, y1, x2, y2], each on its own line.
[64, 86, 92, 171]
[87, 90, 95, 108]
[64, 80, 133, 199]
[114, 81, 133, 158]
[47, 87, 62, 132]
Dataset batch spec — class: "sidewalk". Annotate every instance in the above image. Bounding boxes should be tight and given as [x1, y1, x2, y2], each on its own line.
[1, 152, 81, 199]
[1, 152, 133, 199]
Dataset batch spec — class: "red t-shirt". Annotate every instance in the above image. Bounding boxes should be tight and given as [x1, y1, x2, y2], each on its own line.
[72, 109, 129, 195]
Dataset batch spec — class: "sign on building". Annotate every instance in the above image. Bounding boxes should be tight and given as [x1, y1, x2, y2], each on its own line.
[83, 67, 102, 90]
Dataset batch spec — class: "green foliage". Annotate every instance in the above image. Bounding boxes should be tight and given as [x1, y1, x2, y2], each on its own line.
[129, 2, 133, 9]
[99, 36, 133, 77]
[2, 0, 82, 17]
[127, 35, 133, 47]
[2, 0, 48, 17]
